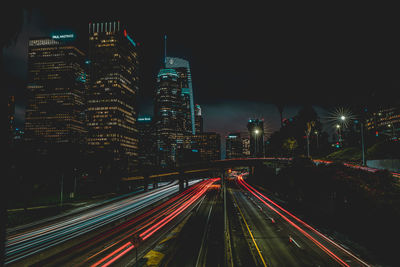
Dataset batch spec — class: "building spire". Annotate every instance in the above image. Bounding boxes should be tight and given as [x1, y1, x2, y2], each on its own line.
[164, 34, 167, 68]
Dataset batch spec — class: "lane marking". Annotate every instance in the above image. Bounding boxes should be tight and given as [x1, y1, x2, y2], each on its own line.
[232, 192, 267, 267]
[195, 194, 214, 267]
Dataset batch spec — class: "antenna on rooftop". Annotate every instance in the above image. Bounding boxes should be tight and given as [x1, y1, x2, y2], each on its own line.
[164, 34, 167, 68]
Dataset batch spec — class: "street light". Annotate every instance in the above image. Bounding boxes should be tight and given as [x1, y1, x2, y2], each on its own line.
[336, 124, 342, 147]
[388, 124, 395, 139]
[253, 129, 260, 157]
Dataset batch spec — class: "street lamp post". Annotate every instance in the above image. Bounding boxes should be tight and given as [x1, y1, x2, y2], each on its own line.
[254, 129, 259, 157]
[360, 122, 365, 166]
[388, 124, 395, 139]
[336, 124, 341, 147]
[339, 115, 346, 148]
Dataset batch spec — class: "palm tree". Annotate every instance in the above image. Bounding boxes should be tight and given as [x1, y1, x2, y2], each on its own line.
[283, 137, 298, 157]
[305, 121, 315, 158]
[275, 104, 285, 128]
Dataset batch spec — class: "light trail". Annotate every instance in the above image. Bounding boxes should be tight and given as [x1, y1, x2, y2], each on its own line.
[83, 181, 205, 263]
[90, 178, 219, 267]
[237, 176, 350, 267]
[83, 179, 210, 265]
[237, 175, 370, 266]
[5, 179, 202, 265]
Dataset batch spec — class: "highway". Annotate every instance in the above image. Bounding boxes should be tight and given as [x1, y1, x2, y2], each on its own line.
[157, 181, 224, 267]
[4, 169, 375, 266]
[5, 179, 202, 265]
[82, 178, 219, 267]
[228, 174, 371, 266]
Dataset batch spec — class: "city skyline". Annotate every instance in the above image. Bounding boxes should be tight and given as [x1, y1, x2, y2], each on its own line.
[4, 6, 400, 267]
[5, 7, 400, 137]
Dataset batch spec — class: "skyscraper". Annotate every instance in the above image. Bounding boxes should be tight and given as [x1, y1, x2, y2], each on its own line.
[137, 116, 156, 168]
[87, 21, 139, 172]
[225, 132, 244, 159]
[195, 104, 203, 134]
[24, 35, 87, 153]
[247, 118, 265, 157]
[154, 68, 184, 167]
[165, 57, 195, 135]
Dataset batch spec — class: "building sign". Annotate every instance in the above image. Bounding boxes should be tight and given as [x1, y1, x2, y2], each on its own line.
[123, 29, 136, 47]
[138, 117, 151, 122]
[51, 32, 75, 40]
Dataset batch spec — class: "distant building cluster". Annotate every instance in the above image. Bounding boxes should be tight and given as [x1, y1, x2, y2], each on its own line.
[366, 106, 400, 140]
[8, 21, 220, 175]
[225, 118, 267, 159]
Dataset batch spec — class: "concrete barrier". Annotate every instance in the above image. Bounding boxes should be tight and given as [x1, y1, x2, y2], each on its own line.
[366, 159, 400, 172]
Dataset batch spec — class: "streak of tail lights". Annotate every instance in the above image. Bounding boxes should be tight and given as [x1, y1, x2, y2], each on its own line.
[237, 174, 370, 267]
[90, 178, 219, 267]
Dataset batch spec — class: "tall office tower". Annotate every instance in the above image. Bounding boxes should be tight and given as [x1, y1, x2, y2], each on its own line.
[195, 104, 203, 134]
[24, 35, 87, 154]
[225, 132, 244, 159]
[87, 22, 139, 172]
[137, 116, 156, 167]
[247, 118, 265, 157]
[181, 87, 192, 133]
[165, 57, 195, 135]
[154, 68, 184, 167]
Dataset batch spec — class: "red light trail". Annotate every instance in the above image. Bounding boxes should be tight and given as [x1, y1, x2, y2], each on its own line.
[237, 175, 370, 267]
[89, 178, 219, 267]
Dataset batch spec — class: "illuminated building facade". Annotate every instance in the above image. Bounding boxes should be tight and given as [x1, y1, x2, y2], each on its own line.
[366, 105, 400, 139]
[24, 36, 87, 153]
[165, 57, 195, 135]
[154, 68, 184, 167]
[195, 104, 203, 134]
[191, 132, 221, 161]
[242, 136, 251, 157]
[225, 132, 244, 159]
[247, 118, 265, 157]
[137, 116, 156, 167]
[87, 21, 139, 171]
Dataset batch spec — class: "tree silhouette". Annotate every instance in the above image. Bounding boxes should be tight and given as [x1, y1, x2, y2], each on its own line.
[283, 137, 298, 157]
[275, 104, 285, 128]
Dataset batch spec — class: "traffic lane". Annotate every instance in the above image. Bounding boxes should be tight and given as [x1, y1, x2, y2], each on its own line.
[232, 188, 312, 266]
[203, 183, 223, 267]
[5, 186, 178, 265]
[6, 181, 175, 236]
[227, 187, 260, 267]
[60, 179, 212, 266]
[240, 179, 369, 266]
[114, 181, 221, 267]
[5, 180, 199, 265]
[11, 180, 205, 266]
[160, 183, 220, 267]
[233, 187, 340, 266]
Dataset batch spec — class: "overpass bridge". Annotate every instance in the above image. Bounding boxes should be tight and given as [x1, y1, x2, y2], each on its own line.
[121, 157, 293, 191]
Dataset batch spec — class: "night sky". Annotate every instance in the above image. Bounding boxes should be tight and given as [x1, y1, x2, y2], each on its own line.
[4, 5, 400, 151]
